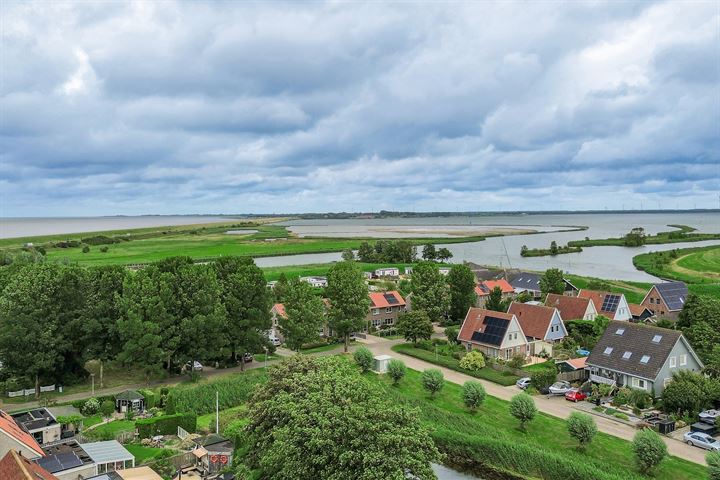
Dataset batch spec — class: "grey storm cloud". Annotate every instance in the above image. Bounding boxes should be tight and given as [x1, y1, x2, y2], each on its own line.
[1, 0, 718, 216]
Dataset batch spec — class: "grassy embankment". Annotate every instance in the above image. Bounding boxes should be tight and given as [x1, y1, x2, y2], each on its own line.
[368, 367, 706, 480]
[3, 220, 490, 267]
[633, 244, 720, 297]
[521, 245, 583, 257]
[568, 224, 720, 247]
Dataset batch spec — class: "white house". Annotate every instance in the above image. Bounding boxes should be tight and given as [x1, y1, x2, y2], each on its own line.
[457, 308, 529, 360]
[374, 267, 399, 277]
[578, 290, 631, 321]
[299, 276, 328, 288]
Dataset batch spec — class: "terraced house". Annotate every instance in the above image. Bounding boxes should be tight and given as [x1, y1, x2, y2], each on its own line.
[367, 291, 406, 329]
[586, 321, 703, 396]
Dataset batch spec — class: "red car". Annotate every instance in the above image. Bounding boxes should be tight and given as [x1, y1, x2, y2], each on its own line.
[565, 389, 587, 402]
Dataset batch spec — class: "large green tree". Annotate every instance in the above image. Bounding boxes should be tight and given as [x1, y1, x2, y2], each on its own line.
[677, 294, 720, 364]
[410, 261, 449, 322]
[326, 261, 369, 352]
[447, 264, 476, 323]
[485, 286, 509, 312]
[395, 310, 433, 344]
[280, 279, 325, 351]
[245, 356, 440, 479]
[214, 256, 272, 368]
[540, 268, 565, 297]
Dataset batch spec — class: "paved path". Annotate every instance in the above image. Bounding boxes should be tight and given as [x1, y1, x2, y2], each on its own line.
[365, 338, 707, 466]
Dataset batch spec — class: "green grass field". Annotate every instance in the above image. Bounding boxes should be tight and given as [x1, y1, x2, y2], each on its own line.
[569, 224, 720, 248]
[368, 367, 706, 480]
[124, 443, 176, 463]
[84, 419, 135, 440]
[564, 274, 652, 304]
[634, 244, 720, 286]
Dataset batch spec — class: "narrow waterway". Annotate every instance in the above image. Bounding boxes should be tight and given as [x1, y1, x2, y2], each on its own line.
[433, 463, 479, 479]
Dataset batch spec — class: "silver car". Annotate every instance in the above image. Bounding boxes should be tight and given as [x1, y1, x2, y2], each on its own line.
[516, 377, 531, 389]
[683, 432, 720, 451]
[548, 381, 572, 395]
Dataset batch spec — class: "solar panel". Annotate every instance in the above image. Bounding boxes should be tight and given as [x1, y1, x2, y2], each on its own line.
[601, 294, 620, 313]
[57, 453, 83, 470]
[471, 315, 509, 346]
[655, 282, 688, 310]
[383, 293, 399, 305]
[38, 457, 62, 473]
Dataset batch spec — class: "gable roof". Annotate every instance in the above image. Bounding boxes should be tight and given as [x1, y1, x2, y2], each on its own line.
[507, 302, 558, 340]
[0, 450, 58, 480]
[586, 321, 692, 380]
[558, 357, 587, 370]
[628, 303, 653, 318]
[115, 390, 144, 401]
[651, 281, 688, 311]
[545, 293, 592, 320]
[272, 303, 287, 318]
[507, 272, 542, 291]
[368, 291, 406, 308]
[474, 279, 514, 297]
[458, 308, 516, 347]
[0, 410, 44, 458]
[578, 289, 623, 317]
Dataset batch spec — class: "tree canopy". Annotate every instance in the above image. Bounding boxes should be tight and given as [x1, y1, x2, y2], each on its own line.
[410, 262, 449, 322]
[447, 264, 476, 323]
[326, 261, 369, 351]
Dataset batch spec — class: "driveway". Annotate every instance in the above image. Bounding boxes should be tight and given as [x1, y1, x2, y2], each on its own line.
[365, 338, 707, 466]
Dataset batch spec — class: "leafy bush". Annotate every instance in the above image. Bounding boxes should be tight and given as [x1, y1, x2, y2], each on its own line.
[100, 400, 115, 418]
[140, 389, 156, 409]
[530, 368, 557, 391]
[632, 428, 667, 474]
[445, 325, 460, 344]
[508, 354, 525, 369]
[422, 369, 444, 398]
[462, 381, 486, 412]
[387, 359, 406, 385]
[510, 393, 537, 432]
[82, 397, 100, 415]
[81, 235, 120, 245]
[82, 245, 90, 253]
[353, 347, 374, 373]
[165, 369, 267, 415]
[136, 412, 197, 438]
[566, 412, 597, 450]
[459, 351, 485, 371]
[708, 451, 720, 480]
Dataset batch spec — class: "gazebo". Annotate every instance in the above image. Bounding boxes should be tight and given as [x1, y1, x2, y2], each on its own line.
[114, 390, 145, 413]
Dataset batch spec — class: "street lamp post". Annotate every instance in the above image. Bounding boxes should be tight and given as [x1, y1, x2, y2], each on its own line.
[90, 373, 95, 395]
[263, 347, 268, 369]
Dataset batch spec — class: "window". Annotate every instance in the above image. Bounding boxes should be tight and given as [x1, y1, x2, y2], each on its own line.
[669, 356, 676, 368]
[680, 354, 687, 366]
[385, 307, 392, 313]
[383, 318, 393, 325]
[622, 351, 632, 360]
[652, 334, 662, 343]
[640, 355, 650, 364]
[615, 328, 625, 335]
[603, 347, 613, 355]
[373, 308, 380, 315]
[372, 319, 382, 327]
[633, 378, 646, 389]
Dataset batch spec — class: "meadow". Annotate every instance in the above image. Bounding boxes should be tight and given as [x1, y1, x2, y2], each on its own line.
[634, 244, 720, 291]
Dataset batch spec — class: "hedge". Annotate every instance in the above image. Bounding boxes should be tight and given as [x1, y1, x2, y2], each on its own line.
[139, 389, 156, 409]
[391, 344, 519, 386]
[136, 413, 197, 438]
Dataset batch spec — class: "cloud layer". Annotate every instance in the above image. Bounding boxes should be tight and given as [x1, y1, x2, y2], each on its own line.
[2, 1, 718, 215]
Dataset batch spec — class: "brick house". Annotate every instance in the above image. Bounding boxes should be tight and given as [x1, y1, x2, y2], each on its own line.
[640, 281, 688, 321]
[457, 308, 528, 360]
[366, 291, 407, 330]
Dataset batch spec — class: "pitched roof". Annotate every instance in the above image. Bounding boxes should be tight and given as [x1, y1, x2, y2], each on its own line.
[628, 303, 653, 318]
[0, 410, 44, 457]
[368, 291, 406, 308]
[507, 272, 541, 291]
[0, 451, 58, 480]
[115, 390, 144, 401]
[272, 303, 287, 318]
[563, 357, 587, 370]
[458, 308, 515, 347]
[474, 279, 514, 296]
[507, 302, 557, 340]
[586, 321, 687, 380]
[653, 281, 688, 311]
[545, 293, 592, 320]
[578, 289, 622, 317]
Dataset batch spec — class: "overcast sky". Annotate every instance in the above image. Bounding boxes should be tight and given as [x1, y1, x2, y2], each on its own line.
[2, 1, 718, 216]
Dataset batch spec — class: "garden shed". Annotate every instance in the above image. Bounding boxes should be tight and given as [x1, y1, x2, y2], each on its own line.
[114, 390, 145, 413]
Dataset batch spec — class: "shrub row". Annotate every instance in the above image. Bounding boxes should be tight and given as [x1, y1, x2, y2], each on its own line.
[392, 344, 519, 386]
[136, 412, 197, 438]
[166, 369, 267, 415]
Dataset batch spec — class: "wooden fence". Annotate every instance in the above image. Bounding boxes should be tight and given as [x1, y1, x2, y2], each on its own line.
[557, 369, 589, 383]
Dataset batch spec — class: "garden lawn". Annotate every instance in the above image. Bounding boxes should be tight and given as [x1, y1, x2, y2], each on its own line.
[197, 405, 247, 432]
[634, 244, 720, 285]
[85, 420, 135, 440]
[523, 360, 555, 373]
[392, 343, 519, 386]
[124, 444, 175, 464]
[81, 415, 103, 429]
[299, 342, 348, 354]
[368, 367, 705, 480]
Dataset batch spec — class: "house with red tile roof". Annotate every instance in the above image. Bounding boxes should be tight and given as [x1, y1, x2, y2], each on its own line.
[0, 409, 44, 460]
[474, 279, 515, 308]
[367, 291, 406, 330]
[0, 450, 57, 480]
[457, 308, 528, 360]
[508, 302, 566, 356]
[545, 293, 597, 321]
[628, 303, 654, 322]
[578, 289, 631, 321]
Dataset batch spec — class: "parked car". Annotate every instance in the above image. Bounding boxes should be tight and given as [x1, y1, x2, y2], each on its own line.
[699, 409, 720, 425]
[243, 352, 254, 363]
[548, 381, 572, 395]
[185, 360, 203, 371]
[683, 432, 720, 451]
[565, 389, 587, 403]
[516, 377, 531, 390]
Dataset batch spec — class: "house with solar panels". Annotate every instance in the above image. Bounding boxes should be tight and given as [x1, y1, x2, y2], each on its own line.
[640, 281, 688, 321]
[586, 321, 703, 396]
[578, 289, 631, 321]
[507, 271, 578, 300]
[457, 308, 529, 360]
[367, 291, 407, 330]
